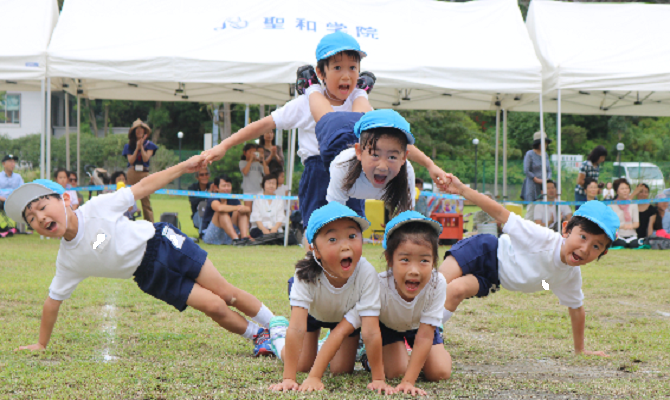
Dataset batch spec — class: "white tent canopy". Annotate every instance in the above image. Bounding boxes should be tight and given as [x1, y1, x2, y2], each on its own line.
[515, 0, 670, 116]
[0, 0, 59, 91]
[48, 0, 541, 107]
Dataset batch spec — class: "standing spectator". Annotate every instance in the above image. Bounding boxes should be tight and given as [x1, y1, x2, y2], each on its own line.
[583, 178, 600, 202]
[631, 183, 655, 239]
[414, 178, 429, 217]
[602, 182, 615, 200]
[187, 166, 214, 229]
[521, 131, 552, 220]
[250, 173, 286, 238]
[122, 119, 158, 222]
[68, 171, 84, 205]
[0, 154, 23, 205]
[202, 175, 252, 245]
[259, 130, 284, 173]
[533, 180, 572, 230]
[609, 178, 639, 248]
[54, 168, 79, 211]
[574, 145, 607, 209]
[239, 143, 269, 211]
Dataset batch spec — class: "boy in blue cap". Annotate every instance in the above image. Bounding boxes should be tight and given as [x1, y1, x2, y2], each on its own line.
[5, 156, 276, 356]
[439, 173, 619, 357]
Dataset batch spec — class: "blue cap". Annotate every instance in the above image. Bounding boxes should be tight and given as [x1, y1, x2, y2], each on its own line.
[4, 179, 65, 223]
[316, 31, 367, 61]
[383, 211, 442, 249]
[354, 109, 415, 145]
[305, 202, 370, 245]
[573, 200, 620, 242]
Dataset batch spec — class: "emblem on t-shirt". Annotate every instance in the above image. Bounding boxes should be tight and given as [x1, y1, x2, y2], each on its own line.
[92, 229, 109, 251]
[162, 226, 185, 250]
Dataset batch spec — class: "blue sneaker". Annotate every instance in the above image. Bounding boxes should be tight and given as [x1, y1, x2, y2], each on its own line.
[317, 330, 331, 353]
[253, 328, 273, 357]
[269, 316, 289, 357]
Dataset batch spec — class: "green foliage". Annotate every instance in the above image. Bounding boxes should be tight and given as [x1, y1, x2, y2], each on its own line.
[147, 105, 171, 131]
[148, 148, 179, 174]
[560, 124, 589, 154]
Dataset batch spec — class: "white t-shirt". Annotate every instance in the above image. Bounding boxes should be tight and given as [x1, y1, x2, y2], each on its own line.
[602, 188, 615, 200]
[497, 212, 584, 309]
[271, 88, 368, 164]
[348, 270, 446, 332]
[533, 204, 572, 228]
[239, 160, 264, 194]
[289, 256, 381, 327]
[326, 148, 416, 208]
[250, 198, 285, 230]
[50, 188, 155, 301]
[275, 184, 289, 196]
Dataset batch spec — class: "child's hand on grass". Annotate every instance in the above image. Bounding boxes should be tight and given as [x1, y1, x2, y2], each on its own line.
[298, 376, 324, 392]
[580, 350, 609, 357]
[269, 379, 299, 392]
[15, 343, 45, 351]
[396, 381, 427, 396]
[367, 379, 395, 395]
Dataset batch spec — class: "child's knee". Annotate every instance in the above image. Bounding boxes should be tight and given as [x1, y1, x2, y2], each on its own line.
[425, 366, 451, 382]
[202, 300, 230, 320]
[385, 363, 406, 379]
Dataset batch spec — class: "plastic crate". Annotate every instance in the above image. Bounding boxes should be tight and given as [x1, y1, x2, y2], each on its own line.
[431, 213, 463, 241]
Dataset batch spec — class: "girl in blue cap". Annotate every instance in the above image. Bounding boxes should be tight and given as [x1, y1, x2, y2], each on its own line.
[202, 31, 375, 230]
[349, 211, 452, 395]
[267, 202, 393, 394]
[438, 173, 619, 357]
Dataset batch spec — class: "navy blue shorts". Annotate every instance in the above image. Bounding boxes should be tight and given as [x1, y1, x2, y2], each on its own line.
[444, 234, 500, 298]
[315, 112, 364, 171]
[379, 323, 443, 347]
[287, 277, 360, 337]
[134, 222, 208, 312]
[298, 156, 365, 229]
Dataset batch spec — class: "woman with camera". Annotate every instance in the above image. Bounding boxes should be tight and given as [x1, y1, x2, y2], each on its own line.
[239, 143, 269, 212]
[122, 119, 158, 222]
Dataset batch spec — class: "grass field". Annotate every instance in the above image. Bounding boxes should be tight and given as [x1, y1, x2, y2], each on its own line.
[1, 196, 669, 399]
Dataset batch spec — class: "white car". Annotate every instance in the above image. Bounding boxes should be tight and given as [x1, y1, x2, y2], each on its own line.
[613, 162, 666, 191]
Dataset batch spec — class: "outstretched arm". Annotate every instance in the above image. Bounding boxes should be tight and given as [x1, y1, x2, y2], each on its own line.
[445, 173, 510, 224]
[568, 306, 608, 357]
[16, 297, 62, 351]
[408, 146, 448, 191]
[131, 155, 203, 202]
[361, 316, 394, 395]
[202, 116, 277, 164]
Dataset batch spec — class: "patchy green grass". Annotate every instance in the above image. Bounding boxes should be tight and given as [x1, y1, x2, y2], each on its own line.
[1, 197, 669, 399]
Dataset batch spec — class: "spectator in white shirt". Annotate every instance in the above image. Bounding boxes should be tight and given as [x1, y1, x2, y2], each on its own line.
[250, 173, 286, 238]
[534, 180, 572, 230]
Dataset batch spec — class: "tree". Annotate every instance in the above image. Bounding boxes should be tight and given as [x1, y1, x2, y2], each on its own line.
[148, 101, 171, 143]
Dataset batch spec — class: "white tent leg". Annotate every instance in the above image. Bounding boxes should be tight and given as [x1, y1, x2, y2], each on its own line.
[46, 78, 52, 179]
[77, 94, 81, 186]
[539, 95, 548, 225]
[40, 79, 46, 179]
[502, 109, 508, 200]
[283, 126, 297, 247]
[65, 92, 70, 170]
[557, 89, 562, 229]
[494, 109, 500, 198]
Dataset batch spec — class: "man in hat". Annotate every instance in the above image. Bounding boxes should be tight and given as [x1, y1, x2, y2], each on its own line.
[122, 119, 158, 222]
[0, 154, 24, 205]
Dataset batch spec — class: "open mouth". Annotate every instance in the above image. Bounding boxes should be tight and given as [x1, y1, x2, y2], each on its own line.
[405, 279, 420, 292]
[340, 257, 353, 271]
[373, 174, 387, 185]
[338, 84, 351, 95]
[46, 221, 57, 232]
[570, 252, 582, 263]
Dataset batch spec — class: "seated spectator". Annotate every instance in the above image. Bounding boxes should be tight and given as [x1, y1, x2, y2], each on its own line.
[0, 154, 23, 206]
[55, 168, 80, 211]
[533, 179, 572, 230]
[609, 178, 640, 248]
[274, 169, 289, 197]
[250, 173, 286, 238]
[110, 171, 139, 219]
[583, 178, 599, 202]
[187, 166, 214, 229]
[657, 191, 670, 233]
[414, 178, 429, 217]
[202, 175, 252, 245]
[602, 181, 615, 200]
[631, 183, 656, 239]
[68, 171, 84, 205]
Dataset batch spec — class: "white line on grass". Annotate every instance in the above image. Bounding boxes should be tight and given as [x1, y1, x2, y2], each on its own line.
[101, 297, 119, 362]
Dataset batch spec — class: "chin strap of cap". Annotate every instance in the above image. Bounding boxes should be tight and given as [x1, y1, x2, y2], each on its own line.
[310, 247, 339, 280]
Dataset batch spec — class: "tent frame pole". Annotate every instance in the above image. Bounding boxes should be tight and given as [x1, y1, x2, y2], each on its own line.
[65, 92, 70, 170]
[77, 91, 81, 187]
[502, 109, 508, 200]
[494, 108, 500, 199]
[283, 92, 298, 247]
[539, 95, 548, 225]
[46, 78, 52, 180]
[557, 89, 562, 230]
[40, 79, 46, 179]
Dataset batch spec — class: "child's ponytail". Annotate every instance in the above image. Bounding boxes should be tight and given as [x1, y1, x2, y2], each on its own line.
[295, 251, 322, 284]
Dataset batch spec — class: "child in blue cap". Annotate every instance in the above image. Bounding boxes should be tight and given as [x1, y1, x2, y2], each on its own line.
[268, 202, 393, 394]
[438, 173, 619, 357]
[348, 211, 452, 395]
[202, 31, 375, 228]
[5, 157, 276, 356]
